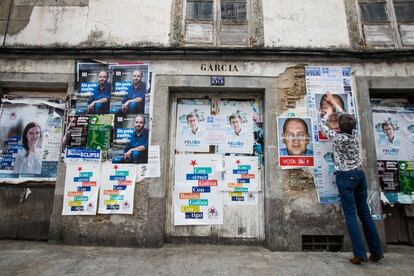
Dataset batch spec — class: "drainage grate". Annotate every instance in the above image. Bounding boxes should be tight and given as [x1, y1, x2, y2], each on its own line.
[302, 235, 343, 252]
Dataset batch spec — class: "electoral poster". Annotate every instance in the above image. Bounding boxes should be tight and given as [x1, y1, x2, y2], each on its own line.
[218, 101, 255, 154]
[62, 163, 101, 215]
[175, 99, 210, 152]
[277, 117, 314, 168]
[313, 143, 340, 204]
[98, 163, 137, 214]
[0, 99, 64, 183]
[223, 155, 259, 192]
[304, 66, 357, 204]
[174, 154, 223, 225]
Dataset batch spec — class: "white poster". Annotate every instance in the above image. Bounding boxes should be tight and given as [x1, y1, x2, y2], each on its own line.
[313, 143, 340, 204]
[218, 101, 254, 154]
[0, 99, 64, 183]
[372, 108, 414, 161]
[205, 115, 227, 146]
[223, 191, 258, 206]
[305, 66, 355, 203]
[98, 163, 137, 214]
[62, 163, 101, 215]
[175, 100, 210, 152]
[174, 154, 223, 225]
[223, 156, 259, 192]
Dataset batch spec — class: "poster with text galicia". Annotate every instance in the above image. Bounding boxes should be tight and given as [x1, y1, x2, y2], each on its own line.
[313, 143, 340, 203]
[109, 64, 151, 115]
[62, 163, 100, 215]
[175, 99, 210, 152]
[223, 156, 259, 192]
[218, 101, 254, 154]
[372, 108, 414, 161]
[174, 154, 223, 225]
[0, 99, 64, 183]
[277, 117, 314, 168]
[98, 163, 137, 214]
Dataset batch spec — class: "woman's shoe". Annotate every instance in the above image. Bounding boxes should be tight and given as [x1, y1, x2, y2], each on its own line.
[349, 256, 365, 265]
[369, 254, 384, 262]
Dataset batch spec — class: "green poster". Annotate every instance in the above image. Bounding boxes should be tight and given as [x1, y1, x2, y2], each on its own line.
[86, 115, 113, 150]
[399, 161, 414, 195]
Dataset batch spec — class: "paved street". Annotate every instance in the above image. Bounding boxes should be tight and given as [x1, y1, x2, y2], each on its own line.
[0, 240, 413, 276]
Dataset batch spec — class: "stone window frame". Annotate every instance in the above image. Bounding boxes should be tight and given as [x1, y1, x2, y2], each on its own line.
[354, 0, 414, 47]
[169, 0, 264, 47]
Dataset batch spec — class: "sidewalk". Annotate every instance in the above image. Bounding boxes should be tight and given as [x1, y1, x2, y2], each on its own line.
[0, 240, 413, 276]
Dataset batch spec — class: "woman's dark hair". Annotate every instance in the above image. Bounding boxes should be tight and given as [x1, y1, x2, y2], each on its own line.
[338, 114, 356, 134]
[22, 122, 41, 156]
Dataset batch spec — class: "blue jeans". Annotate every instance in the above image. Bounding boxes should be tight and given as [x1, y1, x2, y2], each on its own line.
[336, 170, 383, 258]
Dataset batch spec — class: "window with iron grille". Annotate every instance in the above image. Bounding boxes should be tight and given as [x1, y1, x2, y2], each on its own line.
[358, 0, 414, 47]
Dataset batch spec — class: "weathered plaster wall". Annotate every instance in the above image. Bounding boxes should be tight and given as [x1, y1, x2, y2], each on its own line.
[1, 0, 171, 47]
[1, 58, 413, 248]
[263, 0, 350, 48]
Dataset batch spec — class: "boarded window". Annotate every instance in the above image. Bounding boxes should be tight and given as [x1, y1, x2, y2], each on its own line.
[358, 0, 414, 47]
[185, 0, 249, 46]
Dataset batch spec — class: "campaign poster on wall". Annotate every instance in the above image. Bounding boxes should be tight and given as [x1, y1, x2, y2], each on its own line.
[218, 101, 255, 154]
[313, 143, 340, 204]
[313, 93, 350, 141]
[377, 160, 400, 192]
[86, 114, 113, 151]
[223, 156, 259, 192]
[62, 163, 100, 215]
[277, 117, 314, 168]
[75, 63, 112, 115]
[399, 161, 414, 195]
[372, 108, 414, 161]
[174, 154, 223, 225]
[305, 66, 356, 143]
[98, 163, 137, 214]
[175, 99, 210, 152]
[223, 191, 258, 206]
[109, 64, 151, 115]
[62, 116, 89, 150]
[0, 99, 64, 183]
[111, 114, 149, 164]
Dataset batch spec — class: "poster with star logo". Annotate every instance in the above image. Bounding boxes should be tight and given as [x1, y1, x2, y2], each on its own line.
[223, 156, 259, 192]
[98, 163, 137, 214]
[174, 154, 223, 225]
[62, 163, 101, 215]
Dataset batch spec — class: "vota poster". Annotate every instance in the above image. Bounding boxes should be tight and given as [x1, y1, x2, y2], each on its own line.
[175, 99, 210, 153]
[98, 163, 137, 214]
[174, 154, 223, 225]
[223, 156, 259, 192]
[0, 99, 64, 183]
[277, 117, 314, 168]
[218, 101, 255, 154]
[62, 163, 100, 215]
